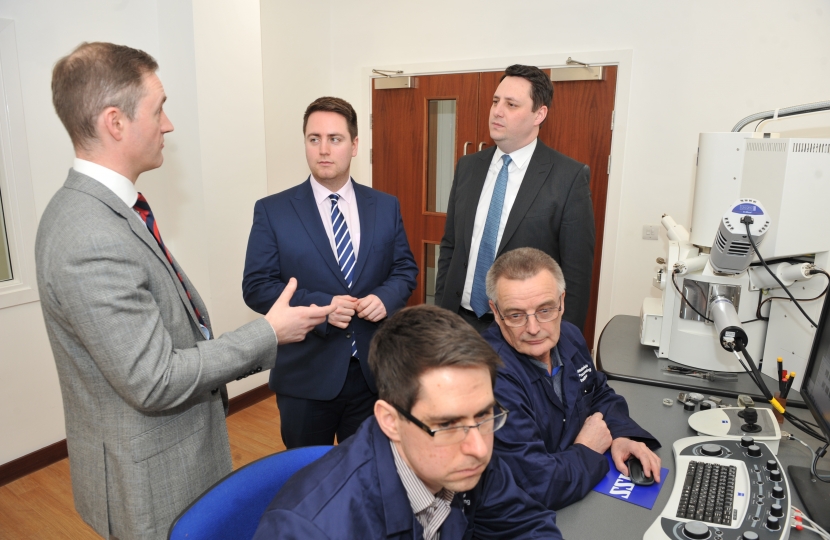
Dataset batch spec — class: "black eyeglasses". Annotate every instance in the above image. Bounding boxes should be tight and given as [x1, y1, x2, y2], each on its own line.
[494, 296, 563, 328]
[392, 401, 509, 447]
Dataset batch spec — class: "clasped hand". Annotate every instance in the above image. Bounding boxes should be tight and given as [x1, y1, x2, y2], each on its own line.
[327, 294, 387, 328]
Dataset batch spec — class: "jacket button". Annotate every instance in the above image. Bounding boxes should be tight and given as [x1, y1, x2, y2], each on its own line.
[255, 366, 262, 373]
[346, 332, 353, 339]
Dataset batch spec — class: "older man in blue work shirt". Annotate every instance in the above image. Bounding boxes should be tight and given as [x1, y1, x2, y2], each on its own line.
[254, 304, 562, 540]
[484, 247, 661, 510]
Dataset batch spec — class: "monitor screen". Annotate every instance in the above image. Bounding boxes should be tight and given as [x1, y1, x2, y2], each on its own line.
[802, 295, 830, 441]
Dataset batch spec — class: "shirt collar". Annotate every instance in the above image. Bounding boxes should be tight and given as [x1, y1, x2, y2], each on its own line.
[310, 175, 356, 206]
[389, 441, 455, 513]
[493, 137, 537, 171]
[73, 158, 138, 208]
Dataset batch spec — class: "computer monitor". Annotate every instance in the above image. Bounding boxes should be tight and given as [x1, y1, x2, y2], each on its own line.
[788, 292, 830, 531]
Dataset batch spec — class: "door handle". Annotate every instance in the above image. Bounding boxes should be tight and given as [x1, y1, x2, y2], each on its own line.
[478, 142, 488, 151]
[463, 142, 472, 156]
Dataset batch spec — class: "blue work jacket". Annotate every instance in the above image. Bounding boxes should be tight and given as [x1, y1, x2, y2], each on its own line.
[485, 321, 659, 510]
[253, 417, 562, 540]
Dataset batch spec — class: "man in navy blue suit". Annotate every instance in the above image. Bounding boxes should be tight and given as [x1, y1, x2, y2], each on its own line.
[243, 97, 417, 448]
[253, 305, 562, 540]
[483, 247, 660, 510]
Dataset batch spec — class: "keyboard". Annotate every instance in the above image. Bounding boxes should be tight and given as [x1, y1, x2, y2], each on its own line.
[644, 436, 791, 540]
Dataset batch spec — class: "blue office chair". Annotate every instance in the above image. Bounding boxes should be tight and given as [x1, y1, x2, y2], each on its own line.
[168, 445, 333, 540]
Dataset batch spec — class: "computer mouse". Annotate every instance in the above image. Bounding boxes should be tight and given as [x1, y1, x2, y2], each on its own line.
[627, 457, 655, 486]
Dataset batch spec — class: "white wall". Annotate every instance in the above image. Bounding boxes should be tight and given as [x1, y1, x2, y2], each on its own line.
[0, 0, 270, 465]
[317, 0, 830, 344]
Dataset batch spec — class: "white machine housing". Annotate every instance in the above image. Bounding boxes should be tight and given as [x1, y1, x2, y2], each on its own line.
[641, 134, 830, 390]
[687, 407, 781, 454]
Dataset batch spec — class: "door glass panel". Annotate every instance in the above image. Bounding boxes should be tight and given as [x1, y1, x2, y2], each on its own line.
[0, 187, 12, 282]
[424, 242, 440, 304]
[426, 100, 456, 214]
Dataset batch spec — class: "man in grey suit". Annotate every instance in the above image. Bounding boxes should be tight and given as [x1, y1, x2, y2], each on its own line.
[435, 64, 595, 333]
[36, 42, 333, 540]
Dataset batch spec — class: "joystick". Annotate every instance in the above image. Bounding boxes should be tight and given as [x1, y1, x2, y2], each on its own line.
[740, 407, 762, 433]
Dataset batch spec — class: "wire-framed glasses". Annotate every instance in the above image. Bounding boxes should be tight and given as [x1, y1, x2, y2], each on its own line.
[392, 401, 509, 447]
[494, 298, 563, 328]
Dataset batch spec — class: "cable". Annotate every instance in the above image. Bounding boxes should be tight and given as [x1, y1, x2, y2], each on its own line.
[732, 99, 830, 132]
[671, 270, 713, 322]
[812, 443, 830, 483]
[755, 269, 830, 318]
[743, 220, 818, 328]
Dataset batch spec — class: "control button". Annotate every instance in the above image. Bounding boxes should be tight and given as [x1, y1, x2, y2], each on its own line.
[747, 444, 762, 457]
[684, 401, 696, 411]
[701, 444, 723, 456]
[741, 436, 755, 448]
[772, 486, 784, 499]
[742, 532, 759, 540]
[770, 469, 782, 482]
[683, 520, 710, 539]
[766, 459, 778, 471]
[770, 503, 784, 517]
[766, 516, 780, 530]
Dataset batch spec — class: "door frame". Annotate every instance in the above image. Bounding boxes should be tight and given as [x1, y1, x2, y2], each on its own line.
[359, 49, 633, 354]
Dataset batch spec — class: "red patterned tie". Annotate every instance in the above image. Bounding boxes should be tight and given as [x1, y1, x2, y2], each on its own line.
[133, 193, 208, 331]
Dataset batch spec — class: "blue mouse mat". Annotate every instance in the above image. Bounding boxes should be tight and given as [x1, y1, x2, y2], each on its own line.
[591, 452, 669, 509]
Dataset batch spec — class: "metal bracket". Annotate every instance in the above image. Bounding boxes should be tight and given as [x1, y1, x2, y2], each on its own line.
[371, 69, 403, 77]
[550, 58, 604, 82]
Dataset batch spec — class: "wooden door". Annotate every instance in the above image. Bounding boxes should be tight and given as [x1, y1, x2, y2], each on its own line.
[372, 73, 479, 307]
[373, 68, 617, 347]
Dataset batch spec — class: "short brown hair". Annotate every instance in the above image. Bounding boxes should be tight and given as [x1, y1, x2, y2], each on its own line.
[303, 96, 358, 140]
[501, 64, 553, 114]
[486, 247, 566, 301]
[52, 42, 158, 151]
[369, 305, 502, 412]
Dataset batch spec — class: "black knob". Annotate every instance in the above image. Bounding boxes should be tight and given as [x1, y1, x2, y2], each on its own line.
[766, 459, 778, 471]
[701, 444, 723, 456]
[747, 444, 762, 457]
[772, 486, 784, 499]
[743, 407, 758, 424]
[770, 469, 782, 482]
[741, 436, 755, 447]
[684, 401, 696, 411]
[683, 520, 710, 539]
[770, 503, 784, 517]
[700, 401, 713, 410]
[742, 532, 759, 540]
[766, 516, 780, 530]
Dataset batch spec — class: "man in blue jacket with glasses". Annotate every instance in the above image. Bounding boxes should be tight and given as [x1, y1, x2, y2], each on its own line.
[254, 304, 562, 539]
[484, 247, 661, 510]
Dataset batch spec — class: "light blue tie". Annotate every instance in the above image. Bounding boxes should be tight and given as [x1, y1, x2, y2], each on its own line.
[329, 194, 359, 358]
[470, 154, 512, 317]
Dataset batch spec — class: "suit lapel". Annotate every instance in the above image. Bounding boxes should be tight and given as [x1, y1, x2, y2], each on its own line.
[66, 171, 206, 336]
[290, 178, 350, 287]
[351, 180, 375, 286]
[497, 141, 553, 255]
[463, 147, 497, 255]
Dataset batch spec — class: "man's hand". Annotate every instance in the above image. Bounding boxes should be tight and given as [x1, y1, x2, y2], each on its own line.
[328, 294, 358, 329]
[573, 412, 612, 454]
[611, 437, 662, 483]
[265, 278, 335, 343]
[356, 294, 387, 322]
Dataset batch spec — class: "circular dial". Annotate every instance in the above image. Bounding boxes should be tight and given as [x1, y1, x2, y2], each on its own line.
[682, 520, 710, 539]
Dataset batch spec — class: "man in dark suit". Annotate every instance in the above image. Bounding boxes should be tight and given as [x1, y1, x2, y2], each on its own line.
[243, 97, 418, 448]
[37, 42, 331, 539]
[253, 305, 562, 540]
[435, 64, 595, 333]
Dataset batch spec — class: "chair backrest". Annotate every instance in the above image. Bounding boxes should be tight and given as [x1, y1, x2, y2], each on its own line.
[168, 445, 333, 540]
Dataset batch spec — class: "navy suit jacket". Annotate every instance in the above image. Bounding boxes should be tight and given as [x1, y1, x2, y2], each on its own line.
[242, 178, 417, 400]
[253, 417, 563, 540]
[485, 321, 660, 510]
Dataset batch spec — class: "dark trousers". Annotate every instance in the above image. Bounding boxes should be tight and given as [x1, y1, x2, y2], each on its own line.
[277, 358, 377, 448]
[458, 306, 495, 335]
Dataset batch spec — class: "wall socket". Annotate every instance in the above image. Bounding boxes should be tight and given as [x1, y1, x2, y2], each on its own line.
[642, 225, 659, 241]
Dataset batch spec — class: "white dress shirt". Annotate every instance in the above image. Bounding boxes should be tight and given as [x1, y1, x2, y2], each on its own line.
[461, 138, 537, 311]
[310, 175, 361, 261]
[73, 158, 138, 208]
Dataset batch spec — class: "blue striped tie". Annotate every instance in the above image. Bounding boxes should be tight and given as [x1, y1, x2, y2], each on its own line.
[329, 194, 359, 358]
[470, 154, 512, 317]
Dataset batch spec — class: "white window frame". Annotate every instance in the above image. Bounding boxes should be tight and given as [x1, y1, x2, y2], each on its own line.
[0, 19, 39, 309]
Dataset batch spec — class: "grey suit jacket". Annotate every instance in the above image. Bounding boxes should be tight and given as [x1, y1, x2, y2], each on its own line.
[35, 170, 278, 540]
[435, 140, 595, 330]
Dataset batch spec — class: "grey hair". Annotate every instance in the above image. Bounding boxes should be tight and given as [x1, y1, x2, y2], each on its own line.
[485, 247, 566, 301]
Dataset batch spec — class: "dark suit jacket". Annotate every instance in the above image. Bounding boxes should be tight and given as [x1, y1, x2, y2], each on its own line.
[242, 178, 417, 400]
[253, 417, 563, 540]
[435, 140, 595, 330]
